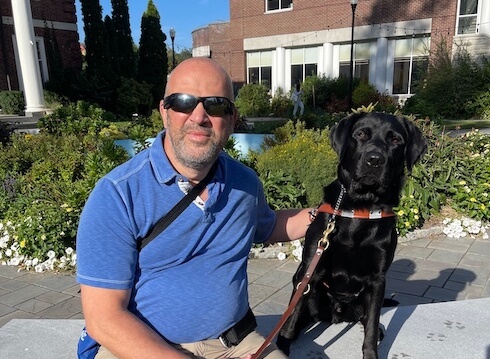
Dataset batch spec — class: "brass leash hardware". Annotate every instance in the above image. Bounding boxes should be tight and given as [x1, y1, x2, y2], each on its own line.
[319, 221, 334, 248]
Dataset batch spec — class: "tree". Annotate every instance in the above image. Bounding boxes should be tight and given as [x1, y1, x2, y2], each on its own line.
[80, 0, 110, 76]
[167, 48, 192, 73]
[43, 23, 65, 92]
[138, 0, 168, 110]
[111, 0, 136, 78]
[103, 15, 120, 76]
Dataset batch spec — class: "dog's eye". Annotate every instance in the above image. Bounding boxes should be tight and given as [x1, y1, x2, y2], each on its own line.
[356, 130, 368, 141]
[391, 136, 402, 145]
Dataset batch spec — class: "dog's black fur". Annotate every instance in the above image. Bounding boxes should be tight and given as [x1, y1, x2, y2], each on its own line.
[276, 112, 427, 359]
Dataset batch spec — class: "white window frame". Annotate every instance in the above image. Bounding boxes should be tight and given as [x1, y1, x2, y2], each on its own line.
[290, 47, 318, 86]
[265, 0, 293, 13]
[13, 35, 49, 91]
[339, 43, 371, 82]
[456, 0, 481, 35]
[392, 37, 430, 95]
[246, 51, 273, 88]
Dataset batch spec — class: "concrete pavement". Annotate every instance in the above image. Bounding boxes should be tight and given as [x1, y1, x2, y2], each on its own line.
[1, 228, 490, 357]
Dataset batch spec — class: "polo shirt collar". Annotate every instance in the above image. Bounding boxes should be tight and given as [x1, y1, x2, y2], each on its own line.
[148, 131, 178, 184]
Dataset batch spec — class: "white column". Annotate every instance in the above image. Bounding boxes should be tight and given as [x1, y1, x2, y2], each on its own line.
[11, 0, 45, 115]
[275, 47, 286, 93]
[322, 42, 334, 78]
[374, 37, 389, 94]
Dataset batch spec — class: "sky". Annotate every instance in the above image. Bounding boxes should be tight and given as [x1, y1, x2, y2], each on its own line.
[75, 0, 230, 51]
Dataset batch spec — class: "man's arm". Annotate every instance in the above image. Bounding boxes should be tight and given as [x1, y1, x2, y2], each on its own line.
[264, 208, 312, 245]
[80, 285, 189, 359]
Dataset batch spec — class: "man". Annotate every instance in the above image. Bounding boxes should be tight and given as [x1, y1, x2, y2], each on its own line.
[77, 58, 312, 359]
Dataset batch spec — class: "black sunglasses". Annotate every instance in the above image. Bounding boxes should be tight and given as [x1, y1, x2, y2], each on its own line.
[163, 93, 235, 116]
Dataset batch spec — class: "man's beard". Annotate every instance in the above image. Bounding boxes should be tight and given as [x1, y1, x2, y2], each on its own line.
[167, 122, 228, 171]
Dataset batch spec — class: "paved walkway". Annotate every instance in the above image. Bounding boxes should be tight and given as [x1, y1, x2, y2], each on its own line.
[1, 230, 489, 328]
[1, 230, 490, 358]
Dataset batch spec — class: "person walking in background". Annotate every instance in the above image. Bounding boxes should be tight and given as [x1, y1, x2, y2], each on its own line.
[76, 57, 313, 359]
[291, 82, 304, 117]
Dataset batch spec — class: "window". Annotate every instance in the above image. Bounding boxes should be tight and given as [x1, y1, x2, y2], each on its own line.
[457, 0, 479, 34]
[12, 35, 49, 90]
[36, 41, 48, 84]
[339, 43, 370, 82]
[247, 51, 272, 89]
[290, 47, 317, 87]
[266, 0, 292, 12]
[392, 37, 430, 95]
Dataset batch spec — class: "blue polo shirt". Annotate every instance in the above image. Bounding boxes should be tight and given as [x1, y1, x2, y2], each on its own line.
[76, 131, 276, 344]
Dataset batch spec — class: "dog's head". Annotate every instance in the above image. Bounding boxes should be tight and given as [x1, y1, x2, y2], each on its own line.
[330, 112, 427, 204]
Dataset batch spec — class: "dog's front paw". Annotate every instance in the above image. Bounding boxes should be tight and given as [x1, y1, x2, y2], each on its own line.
[276, 335, 292, 356]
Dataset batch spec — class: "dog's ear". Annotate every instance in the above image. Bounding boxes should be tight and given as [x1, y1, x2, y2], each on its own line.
[330, 113, 360, 161]
[401, 117, 428, 172]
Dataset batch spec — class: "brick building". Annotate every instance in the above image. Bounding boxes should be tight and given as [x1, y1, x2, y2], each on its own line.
[0, 0, 81, 92]
[192, 0, 490, 102]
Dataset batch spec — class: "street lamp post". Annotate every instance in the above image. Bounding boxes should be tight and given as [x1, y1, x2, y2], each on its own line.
[347, 0, 358, 110]
[169, 27, 176, 70]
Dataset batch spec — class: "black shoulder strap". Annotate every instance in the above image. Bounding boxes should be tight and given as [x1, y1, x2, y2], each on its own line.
[137, 161, 219, 251]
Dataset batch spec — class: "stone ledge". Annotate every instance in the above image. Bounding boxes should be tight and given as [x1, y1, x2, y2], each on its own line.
[2, 298, 489, 359]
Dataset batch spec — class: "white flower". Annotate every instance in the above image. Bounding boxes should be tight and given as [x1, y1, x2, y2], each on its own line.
[65, 247, 74, 255]
[5, 249, 12, 257]
[277, 252, 287, 261]
[9, 257, 19, 266]
[35, 264, 43, 273]
[292, 248, 303, 259]
[291, 240, 302, 248]
[32, 258, 39, 266]
[47, 250, 56, 259]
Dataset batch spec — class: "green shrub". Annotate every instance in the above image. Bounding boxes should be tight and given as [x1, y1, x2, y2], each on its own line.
[270, 87, 292, 118]
[0, 132, 128, 268]
[465, 90, 490, 120]
[352, 82, 398, 113]
[43, 90, 70, 110]
[256, 121, 338, 206]
[402, 40, 490, 120]
[394, 119, 490, 235]
[235, 83, 271, 117]
[0, 121, 13, 146]
[446, 129, 490, 220]
[38, 101, 112, 136]
[261, 171, 307, 210]
[115, 77, 153, 117]
[0, 91, 25, 115]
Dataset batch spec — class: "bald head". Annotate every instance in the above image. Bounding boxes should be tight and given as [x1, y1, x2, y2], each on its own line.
[165, 58, 234, 101]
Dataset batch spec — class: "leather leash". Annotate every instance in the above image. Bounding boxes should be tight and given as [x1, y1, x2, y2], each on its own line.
[251, 186, 345, 358]
[250, 222, 334, 359]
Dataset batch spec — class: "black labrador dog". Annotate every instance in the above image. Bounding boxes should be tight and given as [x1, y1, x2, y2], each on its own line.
[277, 112, 427, 359]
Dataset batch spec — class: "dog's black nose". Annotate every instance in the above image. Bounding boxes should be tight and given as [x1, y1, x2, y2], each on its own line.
[366, 152, 383, 167]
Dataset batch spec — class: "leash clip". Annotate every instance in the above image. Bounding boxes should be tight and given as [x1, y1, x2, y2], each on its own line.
[319, 221, 334, 247]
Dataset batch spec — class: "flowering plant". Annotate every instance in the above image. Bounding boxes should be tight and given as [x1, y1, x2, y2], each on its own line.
[447, 130, 490, 221]
[277, 239, 303, 262]
[442, 217, 489, 239]
[0, 221, 76, 272]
